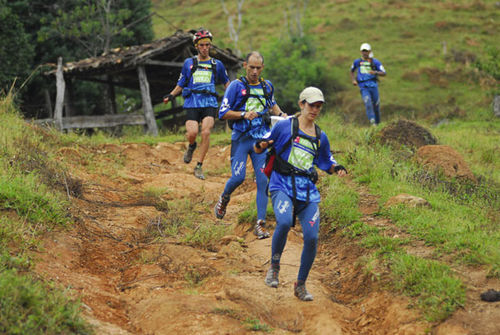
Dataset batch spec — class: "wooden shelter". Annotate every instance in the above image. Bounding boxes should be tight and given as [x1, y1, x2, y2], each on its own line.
[43, 30, 243, 135]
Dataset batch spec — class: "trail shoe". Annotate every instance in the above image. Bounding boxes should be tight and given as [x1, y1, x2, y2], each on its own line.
[214, 194, 230, 219]
[254, 220, 270, 239]
[265, 266, 280, 288]
[183, 142, 197, 163]
[194, 164, 205, 180]
[294, 282, 314, 301]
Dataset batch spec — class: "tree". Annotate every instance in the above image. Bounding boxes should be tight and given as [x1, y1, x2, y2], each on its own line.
[220, 0, 244, 56]
[0, 1, 34, 93]
[5, 0, 154, 117]
[40, 0, 153, 57]
[262, 35, 341, 112]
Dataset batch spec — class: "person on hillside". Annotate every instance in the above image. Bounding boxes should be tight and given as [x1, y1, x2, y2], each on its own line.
[163, 28, 230, 180]
[254, 87, 347, 301]
[350, 43, 386, 126]
[214, 51, 285, 239]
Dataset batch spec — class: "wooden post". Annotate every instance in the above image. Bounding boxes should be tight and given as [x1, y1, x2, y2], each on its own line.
[64, 78, 74, 117]
[54, 57, 65, 130]
[137, 65, 158, 136]
[43, 89, 53, 118]
[109, 79, 117, 115]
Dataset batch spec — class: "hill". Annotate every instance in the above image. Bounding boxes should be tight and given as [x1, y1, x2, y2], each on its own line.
[152, 0, 499, 124]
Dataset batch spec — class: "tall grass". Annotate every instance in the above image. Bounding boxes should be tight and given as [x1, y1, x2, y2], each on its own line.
[0, 94, 91, 334]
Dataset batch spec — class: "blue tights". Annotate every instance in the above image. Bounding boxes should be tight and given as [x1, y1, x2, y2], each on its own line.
[222, 135, 268, 221]
[270, 190, 320, 282]
[360, 86, 380, 124]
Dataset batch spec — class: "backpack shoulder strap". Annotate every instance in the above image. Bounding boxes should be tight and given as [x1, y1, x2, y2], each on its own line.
[314, 124, 321, 156]
[278, 117, 298, 156]
[233, 76, 251, 111]
[259, 78, 270, 98]
[211, 58, 217, 79]
[190, 56, 198, 75]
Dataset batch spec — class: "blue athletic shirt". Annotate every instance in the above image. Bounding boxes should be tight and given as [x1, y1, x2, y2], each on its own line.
[262, 118, 337, 202]
[219, 79, 277, 140]
[177, 57, 230, 108]
[350, 58, 386, 88]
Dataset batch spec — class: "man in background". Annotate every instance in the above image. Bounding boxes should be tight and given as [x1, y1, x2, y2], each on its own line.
[350, 43, 386, 126]
[164, 28, 230, 179]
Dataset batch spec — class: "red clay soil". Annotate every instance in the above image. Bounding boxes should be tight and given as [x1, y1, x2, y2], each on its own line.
[32, 141, 499, 334]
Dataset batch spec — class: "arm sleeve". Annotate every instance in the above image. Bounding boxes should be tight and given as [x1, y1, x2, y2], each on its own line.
[218, 80, 239, 119]
[374, 59, 386, 74]
[266, 80, 277, 108]
[217, 60, 230, 85]
[315, 132, 337, 173]
[350, 59, 359, 72]
[177, 59, 191, 87]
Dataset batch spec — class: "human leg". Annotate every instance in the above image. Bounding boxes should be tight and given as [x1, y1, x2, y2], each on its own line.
[214, 138, 250, 219]
[293, 201, 319, 301]
[250, 148, 269, 221]
[360, 88, 376, 125]
[270, 191, 294, 266]
[194, 115, 215, 180]
[184, 119, 199, 163]
[265, 190, 294, 288]
[296, 202, 320, 282]
[198, 116, 214, 164]
[371, 87, 381, 125]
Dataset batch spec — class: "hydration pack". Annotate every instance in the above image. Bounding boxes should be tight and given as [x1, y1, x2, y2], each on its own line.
[227, 76, 272, 130]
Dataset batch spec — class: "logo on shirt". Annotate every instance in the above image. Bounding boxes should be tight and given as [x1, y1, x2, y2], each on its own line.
[241, 89, 247, 96]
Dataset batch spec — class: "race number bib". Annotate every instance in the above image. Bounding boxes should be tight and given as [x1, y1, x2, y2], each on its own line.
[192, 66, 213, 83]
[288, 137, 316, 171]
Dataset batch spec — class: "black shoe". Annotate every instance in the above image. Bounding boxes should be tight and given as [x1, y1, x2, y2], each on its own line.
[184, 142, 197, 163]
[214, 194, 230, 219]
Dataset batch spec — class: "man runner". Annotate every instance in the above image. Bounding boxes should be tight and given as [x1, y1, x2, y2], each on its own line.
[350, 43, 386, 126]
[164, 28, 230, 179]
[214, 51, 285, 239]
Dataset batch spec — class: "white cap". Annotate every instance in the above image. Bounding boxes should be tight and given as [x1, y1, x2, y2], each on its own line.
[299, 87, 325, 103]
[360, 43, 371, 51]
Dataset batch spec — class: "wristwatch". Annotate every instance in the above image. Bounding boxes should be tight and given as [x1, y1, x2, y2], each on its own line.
[240, 111, 246, 119]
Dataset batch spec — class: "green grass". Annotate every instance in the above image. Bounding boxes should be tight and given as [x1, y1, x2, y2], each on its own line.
[0, 94, 92, 334]
[315, 111, 497, 320]
[0, 269, 92, 334]
[389, 252, 465, 322]
[152, 0, 498, 124]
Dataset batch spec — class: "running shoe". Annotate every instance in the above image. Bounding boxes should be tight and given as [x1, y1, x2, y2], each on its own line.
[214, 194, 230, 219]
[254, 220, 270, 239]
[194, 165, 205, 180]
[264, 266, 279, 288]
[183, 142, 197, 163]
[294, 282, 313, 301]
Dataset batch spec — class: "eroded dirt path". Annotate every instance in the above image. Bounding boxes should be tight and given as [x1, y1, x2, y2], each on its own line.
[33, 142, 498, 334]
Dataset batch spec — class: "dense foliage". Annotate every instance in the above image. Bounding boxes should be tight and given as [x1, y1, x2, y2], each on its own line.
[2, 0, 154, 118]
[262, 34, 342, 112]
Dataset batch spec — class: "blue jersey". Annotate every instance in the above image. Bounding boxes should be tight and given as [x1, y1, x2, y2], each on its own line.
[262, 118, 337, 202]
[177, 57, 230, 108]
[350, 58, 386, 88]
[219, 78, 277, 140]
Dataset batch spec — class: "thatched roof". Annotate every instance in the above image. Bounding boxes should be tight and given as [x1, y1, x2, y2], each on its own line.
[45, 30, 243, 105]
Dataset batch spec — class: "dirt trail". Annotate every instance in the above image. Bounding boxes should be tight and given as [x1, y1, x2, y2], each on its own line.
[33, 141, 498, 334]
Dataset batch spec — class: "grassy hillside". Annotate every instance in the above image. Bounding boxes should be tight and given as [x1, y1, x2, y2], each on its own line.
[153, 0, 499, 123]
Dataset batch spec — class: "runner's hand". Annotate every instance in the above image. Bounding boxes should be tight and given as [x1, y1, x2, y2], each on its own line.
[246, 110, 258, 120]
